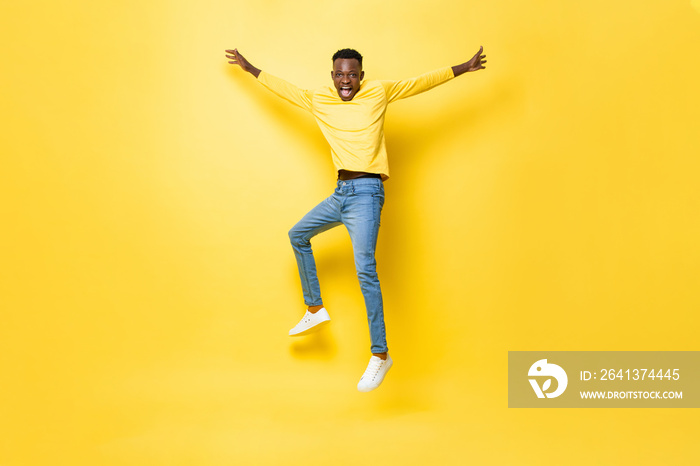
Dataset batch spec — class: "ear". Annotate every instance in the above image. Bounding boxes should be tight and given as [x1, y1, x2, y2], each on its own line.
[330, 70, 335, 79]
[360, 70, 365, 81]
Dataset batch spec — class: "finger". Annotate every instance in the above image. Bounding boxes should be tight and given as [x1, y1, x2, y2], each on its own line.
[481, 60, 487, 64]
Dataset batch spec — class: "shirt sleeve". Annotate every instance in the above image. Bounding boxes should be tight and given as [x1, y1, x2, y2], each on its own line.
[380, 66, 455, 103]
[257, 71, 313, 111]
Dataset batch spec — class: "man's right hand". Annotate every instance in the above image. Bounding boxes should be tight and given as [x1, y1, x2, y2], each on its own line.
[225, 49, 261, 78]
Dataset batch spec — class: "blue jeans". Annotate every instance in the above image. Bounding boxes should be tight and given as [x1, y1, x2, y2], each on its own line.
[288, 177, 388, 354]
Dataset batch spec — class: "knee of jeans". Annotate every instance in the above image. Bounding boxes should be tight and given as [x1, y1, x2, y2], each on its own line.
[356, 268, 379, 283]
[288, 228, 306, 247]
[354, 251, 377, 269]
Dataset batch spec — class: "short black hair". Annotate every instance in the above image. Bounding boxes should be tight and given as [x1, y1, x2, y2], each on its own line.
[332, 48, 363, 67]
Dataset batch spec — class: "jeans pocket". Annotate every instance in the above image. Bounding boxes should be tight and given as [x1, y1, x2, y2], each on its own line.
[372, 189, 385, 206]
[353, 185, 380, 196]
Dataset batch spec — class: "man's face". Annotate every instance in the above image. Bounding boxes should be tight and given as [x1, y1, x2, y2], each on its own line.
[332, 58, 364, 101]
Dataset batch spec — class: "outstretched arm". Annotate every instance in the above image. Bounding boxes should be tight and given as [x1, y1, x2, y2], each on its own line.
[451, 46, 487, 77]
[382, 46, 487, 103]
[225, 49, 261, 78]
[225, 48, 313, 111]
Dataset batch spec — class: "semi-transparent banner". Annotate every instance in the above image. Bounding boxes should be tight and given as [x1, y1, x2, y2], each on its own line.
[508, 351, 699, 408]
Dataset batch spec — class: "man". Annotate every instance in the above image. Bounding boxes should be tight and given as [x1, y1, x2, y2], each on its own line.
[225, 46, 486, 391]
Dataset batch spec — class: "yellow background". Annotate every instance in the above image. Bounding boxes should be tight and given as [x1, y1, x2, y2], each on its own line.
[2, 0, 699, 464]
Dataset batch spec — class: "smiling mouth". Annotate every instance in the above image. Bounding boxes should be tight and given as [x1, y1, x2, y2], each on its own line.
[340, 87, 353, 98]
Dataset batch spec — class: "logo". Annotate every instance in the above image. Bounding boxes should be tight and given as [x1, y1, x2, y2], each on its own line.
[528, 359, 568, 398]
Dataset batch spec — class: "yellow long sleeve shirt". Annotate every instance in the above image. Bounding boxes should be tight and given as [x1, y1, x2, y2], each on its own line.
[257, 67, 455, 180]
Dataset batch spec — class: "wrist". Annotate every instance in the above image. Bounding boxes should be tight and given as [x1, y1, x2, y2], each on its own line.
[452, 63, 466, 77]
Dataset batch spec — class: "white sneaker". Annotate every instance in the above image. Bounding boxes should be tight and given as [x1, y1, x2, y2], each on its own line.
[288, 308, 331, 336]
[357, 355, 393, 392]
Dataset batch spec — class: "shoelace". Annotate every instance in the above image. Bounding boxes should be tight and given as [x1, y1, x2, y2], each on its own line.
[362, 358, 384, 381]
[294, 312, 313, 329]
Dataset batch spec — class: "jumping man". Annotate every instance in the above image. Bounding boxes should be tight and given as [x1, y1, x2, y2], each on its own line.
[225, 46, 486, 391]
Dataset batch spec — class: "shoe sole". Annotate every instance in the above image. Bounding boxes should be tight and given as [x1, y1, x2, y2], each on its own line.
[288, 318, 330, 337]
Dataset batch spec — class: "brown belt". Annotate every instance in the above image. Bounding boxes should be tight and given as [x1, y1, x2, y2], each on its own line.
[337, 170, 382, 181]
